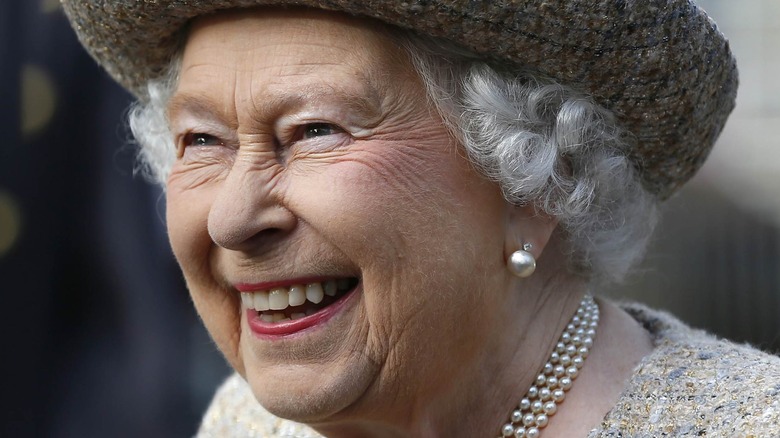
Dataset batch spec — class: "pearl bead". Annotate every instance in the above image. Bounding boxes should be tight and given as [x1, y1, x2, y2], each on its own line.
[527, 386, 539, 399]
[535, 414, 549, 428]
[556, 342, 566, 354]
[502, 424, 515, 436]
[572, 335, 582, 346]
[546, 376, 558, 388]
[513, 426, 526, 438]
[511, 409, 523, 423]
[559, 377, 573, 390]
[535, 374, 546, 387]
[543, 401, 557, 416]
[526, 427, 540, 438]
[531, 400, 543, 413]
[507, 249, 536, 278]
[552, 388, 566, 402]
[550, 352, 560, 364]
[554, 365, 565, 377]
[523, 413, 535, 426]
[566, 344, 577, 355]
[539, 387, 551, 401]
[560, 354, 572, 366]
[543, 362, 553, 375]
[579, 346, 590, 358]
[508, 250, 536, 277]
[573, 357, 584, 369]
[566, 366, 579, 379]
[519, 398, 531, 411]
[561, 332, 571, 343]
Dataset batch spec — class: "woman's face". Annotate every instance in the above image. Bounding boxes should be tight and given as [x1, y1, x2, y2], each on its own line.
[167, 8, 512, 423]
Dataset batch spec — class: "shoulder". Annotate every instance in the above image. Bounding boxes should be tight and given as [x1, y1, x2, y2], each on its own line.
[196, 373, 322, 438]
[592, 303, 780, 437]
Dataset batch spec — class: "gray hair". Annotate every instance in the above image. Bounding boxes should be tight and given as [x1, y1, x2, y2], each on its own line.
[128, 31, 658, 284]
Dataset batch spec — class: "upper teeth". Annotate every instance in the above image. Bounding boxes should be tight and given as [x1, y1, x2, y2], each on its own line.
[240, 279, 352, 312]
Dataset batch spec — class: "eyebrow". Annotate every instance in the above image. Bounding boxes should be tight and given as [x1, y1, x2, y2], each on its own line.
[167, 94, 230, 126]
[167, 82, 384, 127]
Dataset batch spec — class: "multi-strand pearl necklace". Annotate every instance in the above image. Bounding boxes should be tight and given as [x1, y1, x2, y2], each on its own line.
[499, 295, 600, 438]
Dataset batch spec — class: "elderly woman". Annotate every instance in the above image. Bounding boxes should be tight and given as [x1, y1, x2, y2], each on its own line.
[63, 1, 779, 436]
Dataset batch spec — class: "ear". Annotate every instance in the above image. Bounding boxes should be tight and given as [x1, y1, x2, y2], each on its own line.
[503, 204, 559, 262]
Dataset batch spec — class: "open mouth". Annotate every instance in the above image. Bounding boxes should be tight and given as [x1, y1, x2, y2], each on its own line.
[240, 277, 360, 323]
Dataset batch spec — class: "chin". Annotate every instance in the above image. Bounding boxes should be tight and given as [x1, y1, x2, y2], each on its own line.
[244, 358, 376, 423]
[236, 284, 380, 423]
[240, 342, 379, 424]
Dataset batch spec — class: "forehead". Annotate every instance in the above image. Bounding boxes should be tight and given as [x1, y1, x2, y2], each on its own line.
[185, 7, 397, 57]
[173, 8, 413, 112]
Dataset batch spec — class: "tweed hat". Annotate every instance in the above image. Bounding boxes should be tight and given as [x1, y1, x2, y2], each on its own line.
[61, 0, 737, 199]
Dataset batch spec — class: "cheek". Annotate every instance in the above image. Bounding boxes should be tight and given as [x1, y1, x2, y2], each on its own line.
[166, 169, 245, 373]
[288, 139, 505, 313]
[166, 169, 213, 271]
[288, 141, 452, 255]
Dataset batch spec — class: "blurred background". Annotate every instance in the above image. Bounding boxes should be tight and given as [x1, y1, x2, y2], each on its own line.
[0, 0, 777, 436]
[1, 1, 229, 437]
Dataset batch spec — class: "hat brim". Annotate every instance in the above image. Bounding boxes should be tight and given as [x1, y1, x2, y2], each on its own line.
[61, 0, 738, 199]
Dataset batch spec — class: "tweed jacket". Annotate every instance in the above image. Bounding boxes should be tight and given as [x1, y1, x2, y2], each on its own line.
[197, 304, 780, 437]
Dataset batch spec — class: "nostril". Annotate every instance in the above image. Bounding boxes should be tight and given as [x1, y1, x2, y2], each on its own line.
[243, 227, 288, 249]
[208, 206, 297, 251]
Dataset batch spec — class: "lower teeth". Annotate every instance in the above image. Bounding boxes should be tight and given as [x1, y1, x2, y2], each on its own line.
[258, 308, 317, 322]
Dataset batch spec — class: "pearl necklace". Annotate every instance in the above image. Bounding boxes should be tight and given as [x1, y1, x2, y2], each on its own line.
[499, 295, 600, 438]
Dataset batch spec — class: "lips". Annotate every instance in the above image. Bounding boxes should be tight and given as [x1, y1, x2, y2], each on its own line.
[239, 277, 360, 336]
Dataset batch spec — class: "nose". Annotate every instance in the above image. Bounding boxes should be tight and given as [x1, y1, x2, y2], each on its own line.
[207, 159, 296, 253]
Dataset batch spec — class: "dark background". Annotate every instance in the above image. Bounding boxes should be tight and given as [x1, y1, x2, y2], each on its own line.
[1, 1, 777, 437]
[1, 2, 229, 437]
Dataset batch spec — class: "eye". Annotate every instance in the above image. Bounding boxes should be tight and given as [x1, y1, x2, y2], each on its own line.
[301, 123, 343, 140]
[182, 132, 224, 148]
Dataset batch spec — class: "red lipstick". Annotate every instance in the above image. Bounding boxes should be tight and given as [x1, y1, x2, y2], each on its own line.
[244, 281, 360, 339]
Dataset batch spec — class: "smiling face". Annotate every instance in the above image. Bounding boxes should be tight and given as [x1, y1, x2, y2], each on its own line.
[166, 8, 517, 425]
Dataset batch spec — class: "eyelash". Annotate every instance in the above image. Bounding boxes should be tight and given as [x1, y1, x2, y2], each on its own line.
[181, 132, 224, 148]
[179, 123, 346, 151]
[280, 122, 348, 148]
[297, 122, 343, 140]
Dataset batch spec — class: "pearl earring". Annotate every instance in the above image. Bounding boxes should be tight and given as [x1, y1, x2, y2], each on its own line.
[508, 243, 536, 278]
